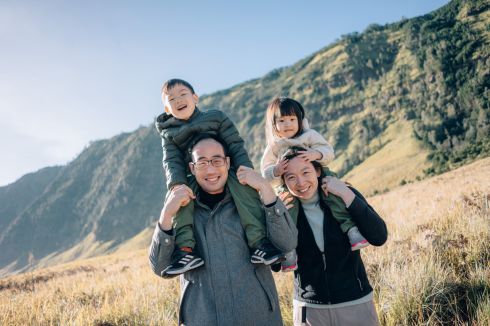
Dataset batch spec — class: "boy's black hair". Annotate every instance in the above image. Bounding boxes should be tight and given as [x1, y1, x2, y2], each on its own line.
[267, 97, 305, 138]
[188, 133, 229, 159]
[161, 78, 195, 95]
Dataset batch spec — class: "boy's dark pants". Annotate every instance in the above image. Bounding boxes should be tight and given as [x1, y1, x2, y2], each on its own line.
[171, 170, 266, 249]
[286, 168, 355, 233]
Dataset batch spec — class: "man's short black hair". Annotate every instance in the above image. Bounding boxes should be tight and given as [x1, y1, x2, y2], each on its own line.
[188, 133, 229, 159]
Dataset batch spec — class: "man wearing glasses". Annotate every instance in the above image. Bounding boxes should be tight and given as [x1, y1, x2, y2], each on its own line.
[149, 134, 297, 325]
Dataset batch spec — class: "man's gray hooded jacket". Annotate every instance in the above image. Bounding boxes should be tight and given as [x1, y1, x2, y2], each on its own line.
[149, 191, 297, 325]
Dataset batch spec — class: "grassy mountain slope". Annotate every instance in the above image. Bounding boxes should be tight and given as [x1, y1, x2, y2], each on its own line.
[0, 166, 61, 233]
[0, 0, 488, 275]
[0, 127, 165, 276]
[1, 157, 488, 325]
[200, 0, 489, 177]
[341, 119, 431, 194]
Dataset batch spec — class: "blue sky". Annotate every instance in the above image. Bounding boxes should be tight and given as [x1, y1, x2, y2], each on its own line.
[0, 0, 449, 186]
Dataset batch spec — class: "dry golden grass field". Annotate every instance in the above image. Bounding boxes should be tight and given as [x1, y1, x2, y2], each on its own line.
[1, 158, 489, 325]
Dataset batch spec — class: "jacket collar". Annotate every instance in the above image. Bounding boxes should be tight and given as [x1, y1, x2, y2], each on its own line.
[155, 107, 202, 132]
[195, 185, 232, 211]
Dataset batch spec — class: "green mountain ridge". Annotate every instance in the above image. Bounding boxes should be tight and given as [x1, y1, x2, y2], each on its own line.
[0, 128, 165, 275]
[200, 0, 489, 176]
[1, 0, 488, 276]
[0, 166, 62, 236]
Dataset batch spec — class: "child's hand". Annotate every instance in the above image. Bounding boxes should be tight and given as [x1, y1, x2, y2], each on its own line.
[278, 191, 295, 210]
[297, 149, 322, 162]
[273, 158, 289, 177]
[159, 185, 195, 230]
[237, 166, 266, 191]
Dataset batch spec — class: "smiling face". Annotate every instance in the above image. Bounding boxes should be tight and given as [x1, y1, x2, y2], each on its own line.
[189, 138, 230, 194]
[163, 84, 199, 120]
[283, 156, 321, 200]
[274, 115, 299, 139]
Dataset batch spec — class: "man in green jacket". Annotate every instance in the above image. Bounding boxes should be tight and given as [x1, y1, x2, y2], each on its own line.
[155, 79, 285, 276]
[149, 136, 298, 325]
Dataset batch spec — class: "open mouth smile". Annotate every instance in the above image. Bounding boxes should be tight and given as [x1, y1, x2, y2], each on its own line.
[297, 186, 310, 193]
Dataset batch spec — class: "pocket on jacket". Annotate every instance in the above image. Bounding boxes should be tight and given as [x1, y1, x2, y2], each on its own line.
[254, 268, 276, 311]
[179, 279, 193, 325]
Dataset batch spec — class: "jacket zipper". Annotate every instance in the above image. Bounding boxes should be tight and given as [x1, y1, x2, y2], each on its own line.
[322, 252, 332, 304]
[321, 198, 333, 305]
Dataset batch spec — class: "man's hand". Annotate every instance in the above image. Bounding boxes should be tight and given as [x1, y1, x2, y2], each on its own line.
[321, 176, 355, 207]
[273, 157, 289, 177]
[237, 166, 277, 205]
[297, 149, 322, 162]
[158, 185, 195, 230]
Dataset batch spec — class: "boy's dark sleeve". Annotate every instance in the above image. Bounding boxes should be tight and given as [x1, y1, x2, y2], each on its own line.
[346, 187, 388, 246]
[161, 137, 187, 189]
[218, 112, 253, 169]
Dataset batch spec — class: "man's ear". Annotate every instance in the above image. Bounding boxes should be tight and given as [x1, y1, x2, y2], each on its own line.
[164, 105, 171, 114]
[226, 157, 231, 169]
[193, 93, 199, 104]
[189, 162, 196, 175]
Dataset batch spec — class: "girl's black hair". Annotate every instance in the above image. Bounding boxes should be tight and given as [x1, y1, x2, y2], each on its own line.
[266, 97, 305, 138]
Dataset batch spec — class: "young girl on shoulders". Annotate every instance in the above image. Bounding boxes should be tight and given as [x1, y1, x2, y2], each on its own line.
[261, 97, 369, 272]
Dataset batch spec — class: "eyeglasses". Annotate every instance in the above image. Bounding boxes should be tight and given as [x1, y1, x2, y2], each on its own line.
[191, 157, 227, 170]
